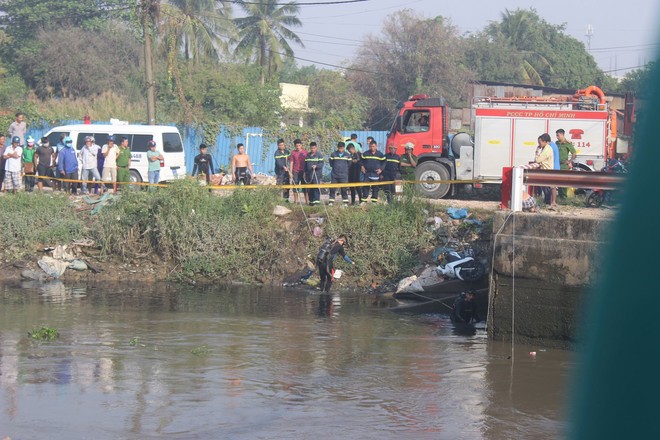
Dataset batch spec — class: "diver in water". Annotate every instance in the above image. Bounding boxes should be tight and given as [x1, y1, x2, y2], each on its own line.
[316, 235, 355, 292]
[451, 290, 481, 323]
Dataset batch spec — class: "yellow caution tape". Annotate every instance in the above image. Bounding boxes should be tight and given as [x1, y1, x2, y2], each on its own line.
[30, 174, 496, 190]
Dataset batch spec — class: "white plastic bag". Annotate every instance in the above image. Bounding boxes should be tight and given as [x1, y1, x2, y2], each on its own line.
[396, 275, 424, 294]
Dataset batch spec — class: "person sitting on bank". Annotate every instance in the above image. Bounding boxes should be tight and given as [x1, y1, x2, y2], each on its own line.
[316, 234, 355, 293]
[451, 290, 481, 323]
[522, 189, 538, 213]
[231, 143, 254, 185]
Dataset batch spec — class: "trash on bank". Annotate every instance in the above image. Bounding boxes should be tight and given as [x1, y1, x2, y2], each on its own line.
[67, 260, 89, 271]
[396, 275, 424, 294]
[273, 205, 293, 216]
[36, 243, 94, 278]
[396, 266, 446, 294]
[447, 207, 468, 219]
[38, 257, 69, 279]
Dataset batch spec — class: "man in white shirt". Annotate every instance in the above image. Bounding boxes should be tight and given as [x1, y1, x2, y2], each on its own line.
[81, 136, 102, 194]
[2, 136, 23, 193]
[101, 135, 119, 192]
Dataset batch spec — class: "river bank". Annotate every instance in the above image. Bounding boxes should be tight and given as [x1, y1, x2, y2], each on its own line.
[0, 181, 496, 289]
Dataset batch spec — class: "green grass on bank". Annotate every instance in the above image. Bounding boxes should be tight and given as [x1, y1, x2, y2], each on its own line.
[0, 193, 85, 262]
[0, 182, 437, 283]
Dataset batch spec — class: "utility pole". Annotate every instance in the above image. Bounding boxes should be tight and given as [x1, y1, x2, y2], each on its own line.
[141, 0, 159, 125]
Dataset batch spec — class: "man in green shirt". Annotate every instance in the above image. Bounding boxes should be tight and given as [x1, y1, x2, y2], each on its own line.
[146, 140, 163, 191]
[400, 142, 418, 181]
[556, 129, 576, 198]
[22, 136, 37, 192]
[116, 136, 132, 188]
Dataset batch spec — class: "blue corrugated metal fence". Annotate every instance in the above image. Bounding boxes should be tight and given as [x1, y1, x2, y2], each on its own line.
[25, 121, 388, 177]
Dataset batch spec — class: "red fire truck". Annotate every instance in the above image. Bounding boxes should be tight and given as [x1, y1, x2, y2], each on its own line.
[385, 86, 618, 198]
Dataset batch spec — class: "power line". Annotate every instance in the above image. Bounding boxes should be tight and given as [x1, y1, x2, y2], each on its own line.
[228, 0, 370, 5]
[302, 0, 422, 19]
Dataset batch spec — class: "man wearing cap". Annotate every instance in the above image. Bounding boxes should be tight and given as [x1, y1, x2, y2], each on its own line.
[146, 140, 164, 190]
[383, 144, 402, 203]
[3, 136, 23, 193]
[102, 135, 119, 192]
[80, 136, 101, 195]
[22, 136, 37, 192]
[0, 135, 6, 192]
[400, 142, 418, 181]
[7, 112, 27, 146]
[57, 137, 79, 194]
[116, 136, 131, 188]
[35, 137, 56, 192]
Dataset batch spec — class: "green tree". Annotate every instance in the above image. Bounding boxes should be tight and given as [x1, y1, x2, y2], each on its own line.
[0, 0, 126, 42]
[160, 0, 234, 62]
[617, 61, 656, 95]
[486, 9, 552, 85]
[486, 8, 609, 89]
[16, 26, 143, 99]
[307, 70, 368, 130]
[278, 57, 318, 84]
[163, 61, 282, 128]
[233, 0, 304, 85]
[463, 33, 526, 83]
[349, 10, 472, 129]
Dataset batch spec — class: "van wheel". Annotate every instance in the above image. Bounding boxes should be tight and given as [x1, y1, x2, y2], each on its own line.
[415, 161, 451, 199]
[129, 170, 143, 189]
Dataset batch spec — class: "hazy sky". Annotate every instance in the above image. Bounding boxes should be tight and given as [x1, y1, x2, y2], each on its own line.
[291, 0, 659, 76]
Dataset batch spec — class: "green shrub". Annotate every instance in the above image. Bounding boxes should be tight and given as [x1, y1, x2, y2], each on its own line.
[0, 193, 85, 261]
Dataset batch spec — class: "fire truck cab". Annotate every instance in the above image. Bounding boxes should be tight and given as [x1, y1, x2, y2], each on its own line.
[386, 87, 615, 199]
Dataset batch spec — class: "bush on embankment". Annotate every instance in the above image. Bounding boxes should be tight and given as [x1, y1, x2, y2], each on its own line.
[0, 182, 436, 284]
[94, 181, 435, 283]
[0, 193, 84, 262]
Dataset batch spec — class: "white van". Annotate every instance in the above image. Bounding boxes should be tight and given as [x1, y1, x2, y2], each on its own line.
[44, 124, 186, 183]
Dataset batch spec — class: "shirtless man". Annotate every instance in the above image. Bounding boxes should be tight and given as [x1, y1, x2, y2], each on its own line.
[231, 143, 254, 185]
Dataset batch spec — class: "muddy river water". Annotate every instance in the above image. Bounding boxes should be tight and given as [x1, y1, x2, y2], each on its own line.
[0, 282, 573, 439]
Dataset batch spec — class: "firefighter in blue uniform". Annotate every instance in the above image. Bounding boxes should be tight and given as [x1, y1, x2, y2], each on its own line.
[383, 144, 402, 203]
[328, 141, 352, 206]
[305, 142, 325, 206]
[360, 140, 386, 203]
[274, 138, 291, 202]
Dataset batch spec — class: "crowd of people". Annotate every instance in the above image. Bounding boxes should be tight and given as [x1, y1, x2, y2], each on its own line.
[522, 128, 577, 212]
[268, 134, 418, 206]
[0, 113, 166, 194]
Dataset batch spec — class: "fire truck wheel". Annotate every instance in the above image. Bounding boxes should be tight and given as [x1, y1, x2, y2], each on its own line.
[416, 161, 450, 199]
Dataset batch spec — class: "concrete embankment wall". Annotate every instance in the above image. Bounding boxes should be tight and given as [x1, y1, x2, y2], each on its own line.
[488, 211, 612, 349]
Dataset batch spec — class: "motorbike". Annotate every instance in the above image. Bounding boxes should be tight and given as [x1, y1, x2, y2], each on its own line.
[436, 248, 486, 282]
[585, 158, 627, 208]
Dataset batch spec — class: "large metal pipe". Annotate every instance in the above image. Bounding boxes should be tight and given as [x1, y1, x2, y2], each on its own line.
[524, 169, 625, 190]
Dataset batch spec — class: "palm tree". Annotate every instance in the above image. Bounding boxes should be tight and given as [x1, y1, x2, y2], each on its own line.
[160, 0, 234, 62]
[233, 0, 304, 85]
[487, 9, 552, 86]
